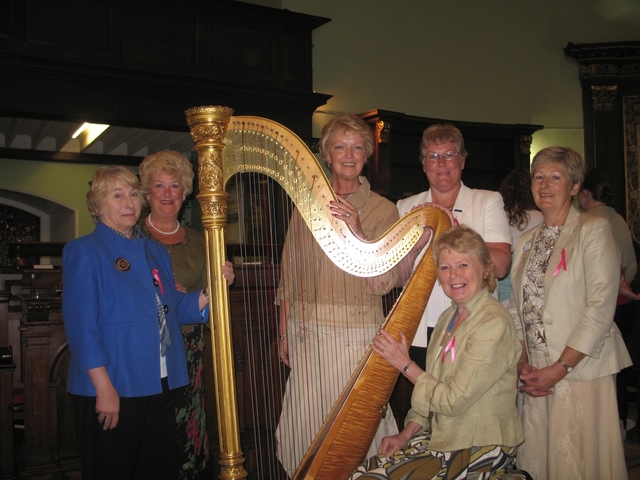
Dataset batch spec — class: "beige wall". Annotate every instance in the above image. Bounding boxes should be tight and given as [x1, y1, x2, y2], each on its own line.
[282, 0, 640, 158]
[0, 158, 106, 237]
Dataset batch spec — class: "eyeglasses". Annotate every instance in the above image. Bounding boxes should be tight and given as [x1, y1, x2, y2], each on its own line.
[424, 151, 460, 163]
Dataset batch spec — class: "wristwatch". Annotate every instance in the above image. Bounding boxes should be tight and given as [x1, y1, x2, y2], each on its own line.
[558, 360, 573, 373]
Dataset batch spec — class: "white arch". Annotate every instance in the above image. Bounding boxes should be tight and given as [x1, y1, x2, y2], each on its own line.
[0, 188, 77, 266]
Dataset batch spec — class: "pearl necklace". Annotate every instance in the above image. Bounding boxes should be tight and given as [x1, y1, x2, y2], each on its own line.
[147, 214, 180, 235]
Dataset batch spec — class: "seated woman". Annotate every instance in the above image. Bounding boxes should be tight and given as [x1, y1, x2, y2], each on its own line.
[351, 225, 525, 479]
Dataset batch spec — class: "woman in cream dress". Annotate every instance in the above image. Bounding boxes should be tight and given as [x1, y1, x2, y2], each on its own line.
[508, 147, 630, 480]
[275, 114, 400, 476]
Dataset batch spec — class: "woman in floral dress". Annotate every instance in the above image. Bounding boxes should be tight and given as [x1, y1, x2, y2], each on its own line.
[508, 147, 630, 480]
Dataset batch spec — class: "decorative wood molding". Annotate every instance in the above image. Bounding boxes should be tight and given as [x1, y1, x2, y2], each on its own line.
[591, 85, 618, 112]
[625, 96, 640, 242]
[565, 41, 640, 80]
[376, 120, 392, 144]
[519, 134, 533, 155]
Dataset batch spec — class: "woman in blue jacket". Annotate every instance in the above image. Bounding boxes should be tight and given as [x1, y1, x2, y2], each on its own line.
[63, 165, 221, 480]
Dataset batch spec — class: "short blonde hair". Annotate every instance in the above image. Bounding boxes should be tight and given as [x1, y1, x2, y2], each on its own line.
[87, 166, 141, 224]
[432, 225, 496, 293]
[318, 114, 374, 163]
[139, 151, 195, 196]
[419, 124, 468, 165]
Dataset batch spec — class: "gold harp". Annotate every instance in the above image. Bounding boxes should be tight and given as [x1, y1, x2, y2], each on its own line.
[186, 106, 450, 479]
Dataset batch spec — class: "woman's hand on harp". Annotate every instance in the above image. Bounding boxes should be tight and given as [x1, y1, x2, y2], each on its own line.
[330, 198, 366, 239]
[278, 334, 290, 367]
[372, 329, 411, 373]
[411, 202, 455, 227]
[221, 261, 235, 286]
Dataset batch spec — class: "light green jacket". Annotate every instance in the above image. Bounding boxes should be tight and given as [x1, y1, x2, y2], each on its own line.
[406, 288, 524, 452]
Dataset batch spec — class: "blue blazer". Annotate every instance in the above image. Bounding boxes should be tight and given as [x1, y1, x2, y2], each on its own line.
[63, 222, 206, 397]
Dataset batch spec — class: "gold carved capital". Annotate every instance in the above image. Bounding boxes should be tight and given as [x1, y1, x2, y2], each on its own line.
[200, 197, 228, 218]
[376, 120, 392, 144]
[197, 150, 224, 191]
[185, 106, 234, 145]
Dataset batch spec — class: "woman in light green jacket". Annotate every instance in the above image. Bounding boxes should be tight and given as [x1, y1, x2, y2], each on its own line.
[351, 225, 525, 480]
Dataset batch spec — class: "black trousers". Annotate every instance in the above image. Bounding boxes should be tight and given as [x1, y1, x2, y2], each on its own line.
[71, 377, 177, 480]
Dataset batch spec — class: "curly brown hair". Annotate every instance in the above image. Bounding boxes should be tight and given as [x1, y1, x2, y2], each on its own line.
[499, 168, 539, 232]
[581, 168, 616, 207]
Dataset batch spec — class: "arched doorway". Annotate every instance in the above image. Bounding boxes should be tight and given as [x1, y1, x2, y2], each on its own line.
[0, 188, 76, 267]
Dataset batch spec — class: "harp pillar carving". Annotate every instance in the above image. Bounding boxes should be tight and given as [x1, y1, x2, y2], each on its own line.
[185, 106, 248, 480]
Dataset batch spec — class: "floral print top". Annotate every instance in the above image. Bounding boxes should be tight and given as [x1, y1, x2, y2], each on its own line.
[522, 224, 563, 357]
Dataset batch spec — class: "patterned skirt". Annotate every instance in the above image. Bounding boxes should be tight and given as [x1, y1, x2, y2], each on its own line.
[350, 431, 522, 480]
[175, 324, 210, 479]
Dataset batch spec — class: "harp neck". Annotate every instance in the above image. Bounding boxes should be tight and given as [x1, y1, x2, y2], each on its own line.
[222, 115, 424, 277]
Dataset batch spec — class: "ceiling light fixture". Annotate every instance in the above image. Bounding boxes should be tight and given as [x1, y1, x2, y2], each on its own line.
[72, 122, 109, 143]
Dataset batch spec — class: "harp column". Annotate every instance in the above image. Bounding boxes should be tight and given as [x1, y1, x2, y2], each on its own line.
[186, 106, 247, 480]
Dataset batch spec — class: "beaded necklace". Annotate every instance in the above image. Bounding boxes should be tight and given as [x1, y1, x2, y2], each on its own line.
[147, 214, 180, 235]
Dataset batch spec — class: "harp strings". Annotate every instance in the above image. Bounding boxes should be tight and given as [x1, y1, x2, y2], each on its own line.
[222, 119, 407, 478]
[228, 129, 289, 478]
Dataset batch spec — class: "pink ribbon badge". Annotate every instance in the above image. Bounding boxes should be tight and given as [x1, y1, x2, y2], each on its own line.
[553, 248, 567, 277]
[441, 336, 456, 364]
[151, 268, 165, 294]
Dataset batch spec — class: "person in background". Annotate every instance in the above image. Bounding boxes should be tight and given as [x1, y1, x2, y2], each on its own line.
[392, 123, 511, 425]
[509, 147, 631, 479]
[497, 169, 543, 306]
[139, 151, 234, 479]
[351, 226, 525, 479]
[578, 167, 639, 438]
[275, 114, 400, 476]
[63, 165, 211, 480]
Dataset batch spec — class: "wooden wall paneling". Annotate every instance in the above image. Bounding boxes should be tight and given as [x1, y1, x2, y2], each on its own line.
[17, 318, 56, 473]
[0, 0, 332, 163]
[0, 268, 77, 479]
[49, 343, 79, 475]
[0, 292, 17, 480]
[0, 362, 16, 480]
